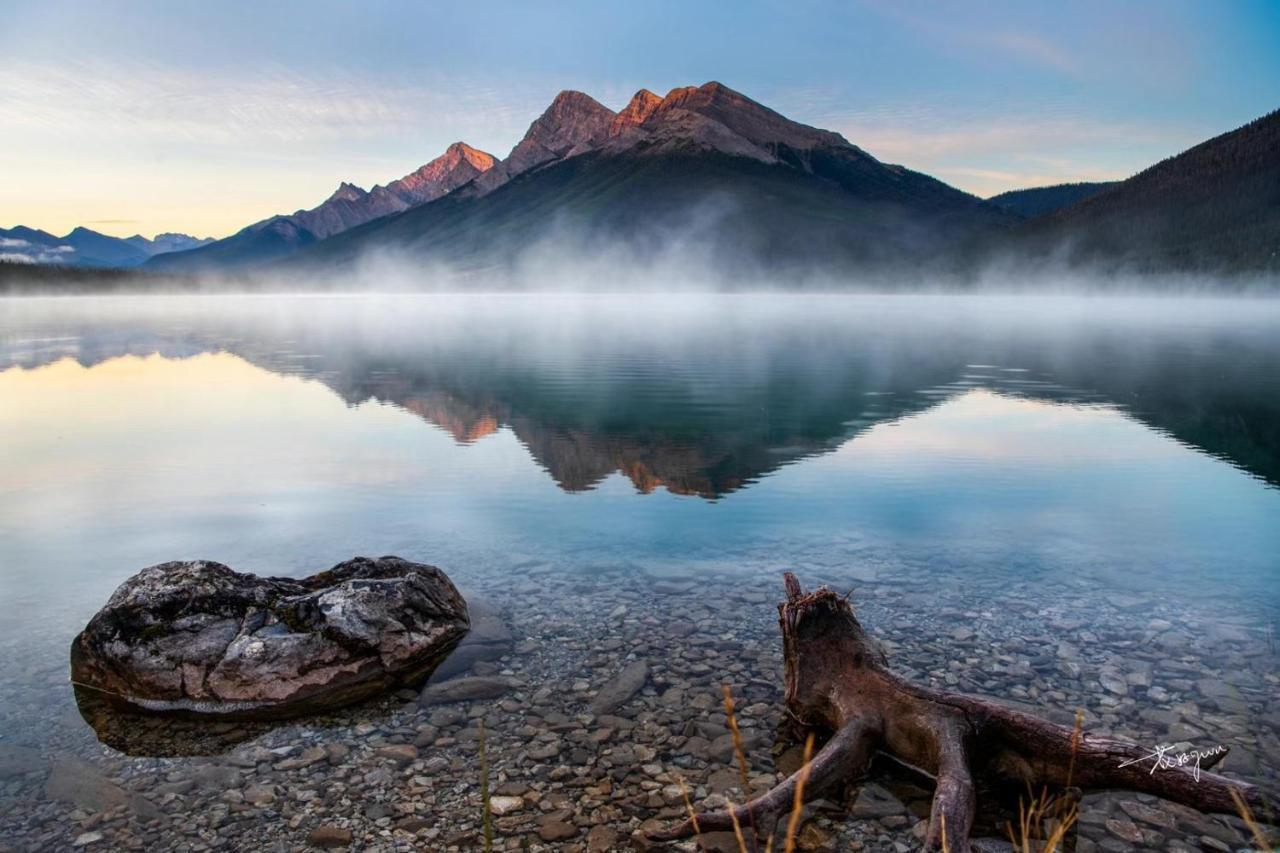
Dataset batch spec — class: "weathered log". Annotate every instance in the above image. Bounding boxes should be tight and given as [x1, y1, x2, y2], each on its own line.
[651, 573, 1267, 851]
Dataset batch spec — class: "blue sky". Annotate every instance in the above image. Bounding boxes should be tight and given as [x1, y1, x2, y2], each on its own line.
[1, 0, 1277, 238]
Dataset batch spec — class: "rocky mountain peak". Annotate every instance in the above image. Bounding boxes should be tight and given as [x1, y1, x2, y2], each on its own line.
[327, 182, 368, 204]
[523, 90, 616, 155]
[653, 80, 846, 152]
[479, 90, 618, 184]
[390, 142, 498, 202]
[442, 142, 498, 172]
[609, 89, 663, 136]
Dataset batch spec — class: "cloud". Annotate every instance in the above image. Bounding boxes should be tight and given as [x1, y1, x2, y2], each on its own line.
[935, 166, 1126, 196]
[0, 58, 544, 152]
[799, 100, 1210, 195]
[0, 242, 75, 264]
[832, 110, 1178, 161]
[979, 30, 1078, 76]
[859, 1, 1082, 76]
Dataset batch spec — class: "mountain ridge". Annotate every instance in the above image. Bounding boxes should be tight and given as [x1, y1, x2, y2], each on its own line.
[145, 141, 498, 272]
[0, 225, 211, 267]
[986, 182, 1118, 219]
[1004, 109, 1280, 273]
[278, 81, 1014, 279]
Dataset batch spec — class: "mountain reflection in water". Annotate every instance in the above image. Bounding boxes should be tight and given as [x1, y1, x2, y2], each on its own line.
[2, 293, 1278, 497]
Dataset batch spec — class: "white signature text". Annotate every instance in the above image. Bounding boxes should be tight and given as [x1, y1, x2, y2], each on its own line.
[1118, 743, 1228, 782]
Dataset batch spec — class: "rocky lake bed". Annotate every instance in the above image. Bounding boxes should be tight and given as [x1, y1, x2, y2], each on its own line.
[1, 540, 1275, 852]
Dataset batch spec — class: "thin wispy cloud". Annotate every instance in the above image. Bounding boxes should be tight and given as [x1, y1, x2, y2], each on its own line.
[773, 87, 1211, 195]
[840, 115, 1183, 161]
[859, 1, 1081, 77]
[981, 30, 1078, 76]
[0, 59, 538, 150]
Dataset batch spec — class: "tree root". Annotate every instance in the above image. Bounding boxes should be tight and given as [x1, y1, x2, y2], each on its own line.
[649, 573, 1268, 852]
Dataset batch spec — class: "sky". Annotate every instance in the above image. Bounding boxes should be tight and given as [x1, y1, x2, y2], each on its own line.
[1, 0, 1277, 239]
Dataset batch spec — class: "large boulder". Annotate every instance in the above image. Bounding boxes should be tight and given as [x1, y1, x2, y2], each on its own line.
[70, 556, 469, 719]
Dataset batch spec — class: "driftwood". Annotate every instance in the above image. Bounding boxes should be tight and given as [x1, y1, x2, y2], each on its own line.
[651, 573, 1266, 851]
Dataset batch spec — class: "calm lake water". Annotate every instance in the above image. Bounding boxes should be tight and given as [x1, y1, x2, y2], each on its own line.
[0, 293, 1277, 851]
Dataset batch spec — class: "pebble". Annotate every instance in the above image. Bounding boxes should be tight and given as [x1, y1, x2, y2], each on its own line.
[537, 817, 578, 841]
[306, 825, 353, 848]
[488, 795, 524, 815]
[373, 744, 418, 764]
[1104, 817, 1145, 844]
[591, 661, 649, 714]
[419, 675, 518, 704]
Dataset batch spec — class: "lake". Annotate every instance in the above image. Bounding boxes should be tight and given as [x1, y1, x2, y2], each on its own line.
[1, 292, 1277, 850]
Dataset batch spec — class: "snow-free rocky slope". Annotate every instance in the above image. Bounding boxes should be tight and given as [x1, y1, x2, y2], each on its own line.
[285, 82, 1013, 278]
[146, 143, 497, 273]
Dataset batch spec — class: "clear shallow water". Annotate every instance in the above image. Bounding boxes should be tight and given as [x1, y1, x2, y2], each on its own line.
[0, 293, 1277, 850]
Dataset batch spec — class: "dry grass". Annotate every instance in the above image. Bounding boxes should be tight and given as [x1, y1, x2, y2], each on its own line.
[782, 732, 816, 853]
[1065, 709, 1084, 789]
[725, 796, 749, 851]
[999, 709, 1084, 852]
[1006, 787, 1080, 853]
[478, 720, 493, 853]
[676, 773, 702, 838]
[722, 684, 758, 851]
[1230, 788, 1274, 852]
[722, 684, 753, 794]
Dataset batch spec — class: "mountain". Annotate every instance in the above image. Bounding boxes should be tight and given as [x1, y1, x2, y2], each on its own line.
[147, 142, 496, 273]
[987, 182, 1117, 219]
[1006, 110, 1280, 273]
[284, 81, 1015, 278]
[2, 225, 61, 246]
[0, 226, 211, 267]
[0, 226, 69, 265]
[465, 91, 617, 197]
[125, 233, 214, 255]
[16, 83, 1278, 282]
[60, 227, 152, 267]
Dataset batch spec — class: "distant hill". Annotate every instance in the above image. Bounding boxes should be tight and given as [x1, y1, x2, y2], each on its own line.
[146, 143, 497, 273]
[285, 82, 1015, 278]
[125, 233, 213, 256]
[987, 182, 1117, 219]
[0, 225, 211, 267]
[1007, 110, 1280, 273]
